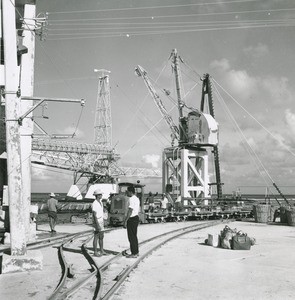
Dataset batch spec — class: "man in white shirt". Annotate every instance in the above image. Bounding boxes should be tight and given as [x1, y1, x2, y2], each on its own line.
[161, 193, 169, 211]
[47, 192, 58, 233]
[92, 189, 107, 256]
[123, 186, 140, 258]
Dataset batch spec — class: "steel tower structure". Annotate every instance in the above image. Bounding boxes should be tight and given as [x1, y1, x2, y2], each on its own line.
[94, 69, 112, 148]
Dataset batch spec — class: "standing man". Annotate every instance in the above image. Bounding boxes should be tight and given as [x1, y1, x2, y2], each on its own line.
[47, 192, 58, 233]
[92, 189, 107, 256]
[161, 193, 169, 212]
[146, 191, 155, 213]
[175, 195, 182, 212]
[123, 186, 140, 258]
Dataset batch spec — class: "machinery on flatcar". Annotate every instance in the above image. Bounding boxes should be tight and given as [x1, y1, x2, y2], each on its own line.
[135, 49, 222, 212]
[109, 182, 147, 226]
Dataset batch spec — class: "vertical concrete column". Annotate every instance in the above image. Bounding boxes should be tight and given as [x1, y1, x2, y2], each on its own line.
[20, 4, 36, 241]
[3, 0, 26, 255]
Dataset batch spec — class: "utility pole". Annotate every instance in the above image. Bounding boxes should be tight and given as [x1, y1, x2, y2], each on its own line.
[3, 0, 26, 255]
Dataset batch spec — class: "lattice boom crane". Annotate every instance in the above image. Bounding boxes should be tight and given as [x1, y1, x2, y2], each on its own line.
[135, 65, 180, 145]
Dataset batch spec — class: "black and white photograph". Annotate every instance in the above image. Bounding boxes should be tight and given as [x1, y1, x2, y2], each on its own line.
[1, 0, 295, 299]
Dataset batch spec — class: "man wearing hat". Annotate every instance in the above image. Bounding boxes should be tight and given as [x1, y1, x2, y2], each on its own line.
[47, 192, 58, 233]
[92, 189, 107, 256]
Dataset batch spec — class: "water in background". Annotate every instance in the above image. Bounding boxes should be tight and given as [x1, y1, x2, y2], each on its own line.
[32, 193, 68, 202]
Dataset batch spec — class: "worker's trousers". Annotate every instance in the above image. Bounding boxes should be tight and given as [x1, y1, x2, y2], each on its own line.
[127, 215, 139, 255]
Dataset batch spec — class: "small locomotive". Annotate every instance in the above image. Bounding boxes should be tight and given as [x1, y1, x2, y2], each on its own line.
[109, 182, 147, 226]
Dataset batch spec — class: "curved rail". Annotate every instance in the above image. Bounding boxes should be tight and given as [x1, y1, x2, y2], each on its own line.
[0, 229, 95, 255]
[48, 232, 99, 300]
[47, 220, 230, 299]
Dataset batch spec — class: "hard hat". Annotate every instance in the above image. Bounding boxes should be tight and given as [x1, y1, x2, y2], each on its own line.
[49, 192, 56, 197]
[93, 189, 103, 195]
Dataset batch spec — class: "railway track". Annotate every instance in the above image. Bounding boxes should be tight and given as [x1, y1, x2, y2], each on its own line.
[0, 229, 96, 255]
[47, 220, 227, 299]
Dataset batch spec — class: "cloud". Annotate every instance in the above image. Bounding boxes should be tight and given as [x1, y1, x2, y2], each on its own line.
[283, 109, 295, 147]
[142, 154, 160, 168]
[210, 58, 230, 72]
[210, 58, 257, 100]
[261, 76, 292, 105]
[243, 43, 269, 58]
[285, 109, 295, 135]
[56, 126, 85, 139]
[210, 58, 294, 107]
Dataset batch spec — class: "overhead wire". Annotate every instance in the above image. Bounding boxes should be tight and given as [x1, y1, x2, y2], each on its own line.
[47, 7, 295, 22]
[46, 2, 295, 40]
[48, 18, 295, 26]
[48, 0, 262, 15]
[47, 20, 295, 31]
[46, 23, 295, 40]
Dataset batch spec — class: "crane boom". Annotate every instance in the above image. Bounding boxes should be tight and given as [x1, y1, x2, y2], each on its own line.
[135, 65, 180, 144]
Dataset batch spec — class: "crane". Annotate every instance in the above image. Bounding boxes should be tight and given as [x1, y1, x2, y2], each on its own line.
[136, 49, 222, 207]
[135, 65, 180, 146]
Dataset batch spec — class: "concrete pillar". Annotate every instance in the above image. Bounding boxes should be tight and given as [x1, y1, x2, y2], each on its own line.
[3, 0, 26, 255]
[20, 4, 36, 242]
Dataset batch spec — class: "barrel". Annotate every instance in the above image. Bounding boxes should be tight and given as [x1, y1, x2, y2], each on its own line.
[254, 204, 274, 223]
[286, 208, 295, 226]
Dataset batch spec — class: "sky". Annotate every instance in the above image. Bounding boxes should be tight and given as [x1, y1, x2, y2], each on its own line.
[30, 0, 295, 196]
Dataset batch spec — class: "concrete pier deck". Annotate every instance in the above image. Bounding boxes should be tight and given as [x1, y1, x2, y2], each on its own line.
[1, 220, 295, 299]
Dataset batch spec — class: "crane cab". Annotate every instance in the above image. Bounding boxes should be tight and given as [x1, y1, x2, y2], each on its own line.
[186, 111, 219, 146]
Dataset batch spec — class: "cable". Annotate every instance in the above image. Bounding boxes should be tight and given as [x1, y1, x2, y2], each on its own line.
[213, 78, 295, 158]
[212, 79, 290, 188]
[46, 23, 295, 40]
[113, 81, 170, 148]
[49, 0, 261, 14]
[48, 18, 295, 26]
[48, 7, 295, 22]
[71, 104, 84, 138]
[212, 81, 273, 187]
[115, 59, 172, 150]
[121, 105, 178, 159]
[47, 20, 295, 31]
